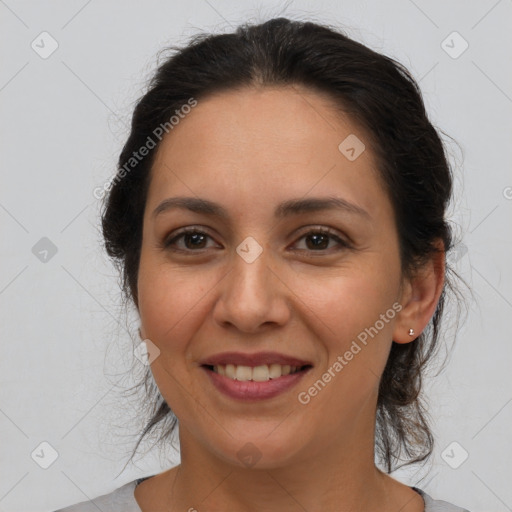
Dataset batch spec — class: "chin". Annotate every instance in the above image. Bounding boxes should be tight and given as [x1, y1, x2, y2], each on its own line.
[203, 428, 308, 470]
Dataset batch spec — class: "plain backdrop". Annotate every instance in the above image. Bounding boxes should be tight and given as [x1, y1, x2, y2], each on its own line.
[1, 1, 511, 511]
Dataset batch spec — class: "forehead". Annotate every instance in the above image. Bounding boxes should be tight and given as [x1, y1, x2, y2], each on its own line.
[147, 86, 388, 221]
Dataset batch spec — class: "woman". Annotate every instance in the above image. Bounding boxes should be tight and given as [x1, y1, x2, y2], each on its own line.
[57, 17, 469, 512]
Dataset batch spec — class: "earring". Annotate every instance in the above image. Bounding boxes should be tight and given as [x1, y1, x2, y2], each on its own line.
[408, 328, 415, 336]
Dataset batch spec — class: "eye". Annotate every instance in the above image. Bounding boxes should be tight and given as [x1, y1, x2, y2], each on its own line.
[291, 227, 350, 254]
[163, 227, 219, 252]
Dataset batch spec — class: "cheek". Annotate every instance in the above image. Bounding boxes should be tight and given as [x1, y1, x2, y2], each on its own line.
[136, 261, 218, 416]
[288, 260, 400, 408]
[293, 279, 396, 424]
[288, 258, 399, 344]
[137, 258, 214, 352]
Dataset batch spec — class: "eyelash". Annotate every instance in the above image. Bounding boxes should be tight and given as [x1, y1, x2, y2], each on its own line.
[162, 226, 351, 255]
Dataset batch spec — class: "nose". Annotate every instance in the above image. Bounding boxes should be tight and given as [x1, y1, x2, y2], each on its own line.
[212, 243, 291, 334]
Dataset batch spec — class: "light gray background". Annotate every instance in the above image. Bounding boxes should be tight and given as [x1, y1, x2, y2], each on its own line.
[1, 1, 511, 511]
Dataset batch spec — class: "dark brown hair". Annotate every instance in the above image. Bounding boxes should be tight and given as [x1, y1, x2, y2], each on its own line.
[102, 17, 464, 473]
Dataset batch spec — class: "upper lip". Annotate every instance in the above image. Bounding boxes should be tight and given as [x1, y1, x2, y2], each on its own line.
[199, 351, 313, 367]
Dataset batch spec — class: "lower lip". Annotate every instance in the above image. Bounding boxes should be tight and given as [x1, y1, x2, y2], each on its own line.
[202, 366, 311, 401]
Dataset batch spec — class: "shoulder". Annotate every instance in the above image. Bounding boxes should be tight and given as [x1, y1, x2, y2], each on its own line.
[53, 479, 142, 512]
[413, 487, 471, 512]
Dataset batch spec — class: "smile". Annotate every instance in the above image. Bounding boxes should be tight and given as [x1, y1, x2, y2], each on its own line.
[207, 363, 307, 381]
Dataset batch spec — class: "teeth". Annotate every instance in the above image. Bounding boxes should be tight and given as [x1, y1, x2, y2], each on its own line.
[225, 364, 236, 379]
[269, 363, 282, 379]
[211, 364, 302, 381]
[235, 365, 252, 381]
[252, 365, 269, 382]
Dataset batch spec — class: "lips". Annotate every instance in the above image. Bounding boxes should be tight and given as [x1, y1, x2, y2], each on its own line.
[199, 351, 313, 368]
[199, 351, 313, 400]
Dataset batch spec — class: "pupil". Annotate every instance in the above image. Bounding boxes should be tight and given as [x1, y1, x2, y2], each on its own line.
[307, 233, 328, 250]
[186, 233, 205, 248]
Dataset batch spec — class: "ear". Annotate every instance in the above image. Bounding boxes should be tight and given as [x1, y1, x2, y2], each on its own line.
[392, 239, 446, 343]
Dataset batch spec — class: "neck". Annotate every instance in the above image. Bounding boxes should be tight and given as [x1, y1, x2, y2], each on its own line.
[158, 427, 422, 512]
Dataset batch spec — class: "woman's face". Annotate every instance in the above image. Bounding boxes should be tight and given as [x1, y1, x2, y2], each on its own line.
[137, 86, 408, 468]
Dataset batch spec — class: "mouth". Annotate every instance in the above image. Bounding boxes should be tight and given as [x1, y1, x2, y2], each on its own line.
[199, 352, 313, 401]
[202, 363, 312, 381]
[199, 351, 313, 381]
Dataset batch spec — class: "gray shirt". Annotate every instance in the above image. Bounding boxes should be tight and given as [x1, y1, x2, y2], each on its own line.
[54, 477, 471, 511]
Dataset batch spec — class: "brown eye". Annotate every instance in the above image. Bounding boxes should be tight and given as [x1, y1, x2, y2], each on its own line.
[304, 232, 330, 250]
[292, 228, 350, 253]
[164, 228, 218, 251]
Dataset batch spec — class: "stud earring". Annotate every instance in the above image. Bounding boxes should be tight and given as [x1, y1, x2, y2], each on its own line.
[408, 328, 415, 336]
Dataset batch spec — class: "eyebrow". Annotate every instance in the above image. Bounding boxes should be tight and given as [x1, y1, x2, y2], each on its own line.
[152, 196, 371, 220]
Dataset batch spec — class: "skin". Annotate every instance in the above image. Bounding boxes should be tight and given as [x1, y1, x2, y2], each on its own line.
[133, 85, 445, 512]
